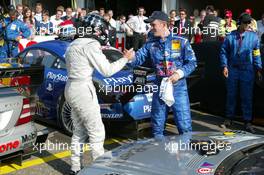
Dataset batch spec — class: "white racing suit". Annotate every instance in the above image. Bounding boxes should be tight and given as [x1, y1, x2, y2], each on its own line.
[64, 38, 128, 172]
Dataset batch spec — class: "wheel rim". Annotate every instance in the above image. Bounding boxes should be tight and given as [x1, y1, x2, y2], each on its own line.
[61, 101, 74, 133]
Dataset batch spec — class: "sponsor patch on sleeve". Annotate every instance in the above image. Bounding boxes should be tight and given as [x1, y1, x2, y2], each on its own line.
[253, 49, 260, 57]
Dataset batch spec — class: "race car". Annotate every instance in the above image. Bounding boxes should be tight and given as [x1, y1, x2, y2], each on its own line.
[79, 131, 264, 175]
[0, 64, 45, 162]
[14, 40, 157, 135]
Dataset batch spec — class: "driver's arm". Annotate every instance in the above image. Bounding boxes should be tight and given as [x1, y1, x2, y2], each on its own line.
[85, 41, 129, 77]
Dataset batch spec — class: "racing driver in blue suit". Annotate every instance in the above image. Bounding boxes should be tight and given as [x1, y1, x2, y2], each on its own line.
[220, 13, 263, 133]
[127, 11, 197, 139]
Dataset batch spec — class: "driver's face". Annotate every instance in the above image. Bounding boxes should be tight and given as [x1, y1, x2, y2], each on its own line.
[9, 14, 16, 20]
[150, 20, 166, 37]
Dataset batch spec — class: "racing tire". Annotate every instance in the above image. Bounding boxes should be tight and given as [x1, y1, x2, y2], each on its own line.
[58, 96, 73, 136]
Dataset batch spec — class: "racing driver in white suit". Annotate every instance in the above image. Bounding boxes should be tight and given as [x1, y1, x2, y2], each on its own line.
[64, 14, 134, 175]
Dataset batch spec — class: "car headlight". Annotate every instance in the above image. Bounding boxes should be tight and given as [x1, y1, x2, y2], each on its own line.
[0, 110, 13, 130]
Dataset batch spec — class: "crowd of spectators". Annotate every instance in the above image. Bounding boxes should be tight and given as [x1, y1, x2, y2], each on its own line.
[1, 3, 264, 49]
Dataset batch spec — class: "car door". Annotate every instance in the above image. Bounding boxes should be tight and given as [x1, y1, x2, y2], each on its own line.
[21, 49, 67, 118]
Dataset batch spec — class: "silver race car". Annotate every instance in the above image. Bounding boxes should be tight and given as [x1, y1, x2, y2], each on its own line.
[0, 64, 45, 162]
[79, 131, 264, 175]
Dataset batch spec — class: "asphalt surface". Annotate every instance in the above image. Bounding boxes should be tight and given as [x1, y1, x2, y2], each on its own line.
[1, 109, 264, 175]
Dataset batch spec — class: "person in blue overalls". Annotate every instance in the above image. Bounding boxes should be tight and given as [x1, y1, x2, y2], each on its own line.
[0, 19, 7, 62]
[0, 7, 9, 62]
[220, 13, 262, 133]
[3, 9, 31, 59]
[127, 11, 197, 139]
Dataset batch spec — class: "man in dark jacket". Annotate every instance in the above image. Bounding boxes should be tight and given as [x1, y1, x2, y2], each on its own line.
[202, 5, 219, 41]
[174, 8, 193, 42]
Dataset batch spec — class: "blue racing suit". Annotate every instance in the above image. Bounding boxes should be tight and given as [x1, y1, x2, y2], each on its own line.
[4, 18, 31, 58]
[129, 33, 197, 138]
[220, 30, 262, 121]
[0, 18, 9, 62]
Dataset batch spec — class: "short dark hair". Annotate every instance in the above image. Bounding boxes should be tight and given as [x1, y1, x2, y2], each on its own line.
[42, 10, 49, 16]
[66, 7, 73, 11]
[170, 10, 177, 15]
[206, 5, 214, 12]
[16, 4, 23, 9]
[9, 9, 18, 16]
[56, 5, 64, 11]
[119, 14, 126, 19]
[138, 6, 145, 10]
[36, 2, 42, 7]
[57, 9, 63, 14]
[179, 8, 187, 14]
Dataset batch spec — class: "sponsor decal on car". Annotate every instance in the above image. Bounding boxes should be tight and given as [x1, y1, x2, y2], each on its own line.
[100, 104, 112, 110]
[197, 167, 214, 174]
[46, 72, 68, 82]
[101, 114, 123, 119]
[103, 75, 133, 85]
[0, 140, 20, 153]
[35, 101, 50, 117]
[0, 63, 12, 68]
[201, 162, 214, 167]
[143, 105, 152, 113]
[21, 132, 37, 143]
[133, 96, 144, 101]
[46, 83, 54, 91]
[145, 93, 153, 102]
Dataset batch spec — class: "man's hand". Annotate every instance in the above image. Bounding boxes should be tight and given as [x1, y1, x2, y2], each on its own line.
[223, 67, 228, 78]
[16, 36, 22, 41]
[168, 72, 180, 84]
[257, 70, 263, 82]
[1, 21, 5, 27]
[123, 48, 135, 61]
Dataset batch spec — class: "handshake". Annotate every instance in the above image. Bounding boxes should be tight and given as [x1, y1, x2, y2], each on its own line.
[123, 48, 135, 61]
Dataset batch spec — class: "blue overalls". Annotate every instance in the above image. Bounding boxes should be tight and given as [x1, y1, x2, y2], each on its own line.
[129, 33, 197, 138]
[220, 30, 262, 121]
[0, 18, 9, 62]
[4, 18, 31, 58]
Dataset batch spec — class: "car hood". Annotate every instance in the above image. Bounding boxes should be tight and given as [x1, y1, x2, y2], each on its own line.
[79, 132, 264, 175]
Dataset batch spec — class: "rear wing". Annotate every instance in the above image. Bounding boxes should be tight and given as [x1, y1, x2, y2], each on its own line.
[0, 65, 44, 96]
